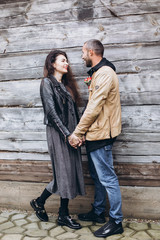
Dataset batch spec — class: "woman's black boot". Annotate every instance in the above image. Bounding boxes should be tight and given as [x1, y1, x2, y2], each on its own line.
[57, 207, 82, 229]
[30, 188, 51, 222]
[30, 198, 48, 222]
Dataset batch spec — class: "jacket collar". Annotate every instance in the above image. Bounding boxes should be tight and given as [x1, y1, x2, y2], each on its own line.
[49, 74, 60, 86]
[49, 75, 72, 101]
[87, 58, 116, 77]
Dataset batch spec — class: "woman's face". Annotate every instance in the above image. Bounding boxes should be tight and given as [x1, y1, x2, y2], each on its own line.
[53, 54, 69, 75]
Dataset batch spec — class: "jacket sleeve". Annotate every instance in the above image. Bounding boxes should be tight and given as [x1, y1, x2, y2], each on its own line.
[40, 78, 70, 140]
[73, 71, 113, 138]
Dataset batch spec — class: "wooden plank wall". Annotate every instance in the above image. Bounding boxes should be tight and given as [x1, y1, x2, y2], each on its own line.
[0, 0, 160, 215]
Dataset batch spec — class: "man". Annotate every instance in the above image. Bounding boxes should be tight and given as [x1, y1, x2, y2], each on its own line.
[68, 39, 123, 238]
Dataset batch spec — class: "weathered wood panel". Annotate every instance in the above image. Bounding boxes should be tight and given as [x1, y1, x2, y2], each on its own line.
[0, 80, 41, 107]
[117, 132, 160, 142]
[0, 151, 160, 164]
[0, 139, 160, 156]
[0, 160, 159, 187]
[0, 73, 160, 106]
[1, 13, 160, 53]
[121, 105, 160, 132]
[0, 152, 50, 162]
[1, 0, 160, 16]
[0, 106, 159, 132]
[0, 131, 46, 141]
[0, 0, 160, 29]
[0, 58, 159, 83]
[1, 131, 159, 142]
[1, 42, 160, 82]
[120, 92, 160, 106]
[0, 136, 160, 164]
[114, 156, 160, 164]
[0, 132, 159, 163]
[1, 152, 160, 165]
[0, 137, 160, 163]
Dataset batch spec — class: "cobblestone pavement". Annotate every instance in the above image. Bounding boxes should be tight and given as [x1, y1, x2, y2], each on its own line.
[0, 209, 160, 240]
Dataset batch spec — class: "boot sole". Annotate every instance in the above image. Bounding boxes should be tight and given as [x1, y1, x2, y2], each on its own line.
[57, 219, 82, 229]
[35, 212, 48, 222]
[94, 227, 124, 238]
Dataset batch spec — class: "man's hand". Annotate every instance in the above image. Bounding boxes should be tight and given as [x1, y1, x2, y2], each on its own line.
[68, 134, 82, 149]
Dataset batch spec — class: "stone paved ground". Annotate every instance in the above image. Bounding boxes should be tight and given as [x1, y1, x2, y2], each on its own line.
[0, 209, 160, 240]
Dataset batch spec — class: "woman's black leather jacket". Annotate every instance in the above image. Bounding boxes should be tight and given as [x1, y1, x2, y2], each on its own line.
[40, 75, 78, 141]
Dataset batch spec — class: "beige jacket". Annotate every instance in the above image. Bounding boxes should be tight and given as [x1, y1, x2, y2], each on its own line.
[74, 66, 121, 140]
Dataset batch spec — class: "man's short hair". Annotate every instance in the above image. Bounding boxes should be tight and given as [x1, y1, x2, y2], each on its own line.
[84, 39, 104, 57]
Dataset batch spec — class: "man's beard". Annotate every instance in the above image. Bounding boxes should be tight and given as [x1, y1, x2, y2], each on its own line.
[85, 58, 92, 67]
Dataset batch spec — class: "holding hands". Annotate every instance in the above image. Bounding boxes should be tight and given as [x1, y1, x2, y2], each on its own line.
[68, 134, 85, 149]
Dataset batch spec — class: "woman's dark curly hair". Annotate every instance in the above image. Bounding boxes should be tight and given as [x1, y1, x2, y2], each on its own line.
[44, 50, 81, 106]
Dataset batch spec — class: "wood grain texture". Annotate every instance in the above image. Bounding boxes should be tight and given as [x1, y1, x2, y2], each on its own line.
[0, 13, 160, 53]
[0, 43, 159, 83]
[0, 0, 160, 28]
[0, 138, 160, 156]
[0, 131, 159, 142]
[0, 160, 159, 187]
[0, 73, 160, 106]
[0, 105, 159, 132]
[0, 0, 160, 194]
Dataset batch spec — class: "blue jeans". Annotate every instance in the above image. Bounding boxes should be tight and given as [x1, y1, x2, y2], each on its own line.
[88, 144, 123, 224]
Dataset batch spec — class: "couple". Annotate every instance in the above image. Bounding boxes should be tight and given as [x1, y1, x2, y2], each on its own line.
[30, 39, 123, 238]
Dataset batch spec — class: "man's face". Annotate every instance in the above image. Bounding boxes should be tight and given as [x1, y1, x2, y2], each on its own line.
[82, 44, 92, 67]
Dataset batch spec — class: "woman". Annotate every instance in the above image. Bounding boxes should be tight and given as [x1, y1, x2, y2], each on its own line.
[30, 50, 85, 229]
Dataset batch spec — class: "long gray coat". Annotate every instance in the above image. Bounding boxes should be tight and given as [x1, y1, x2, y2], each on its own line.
[40, 76, 85, 199]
